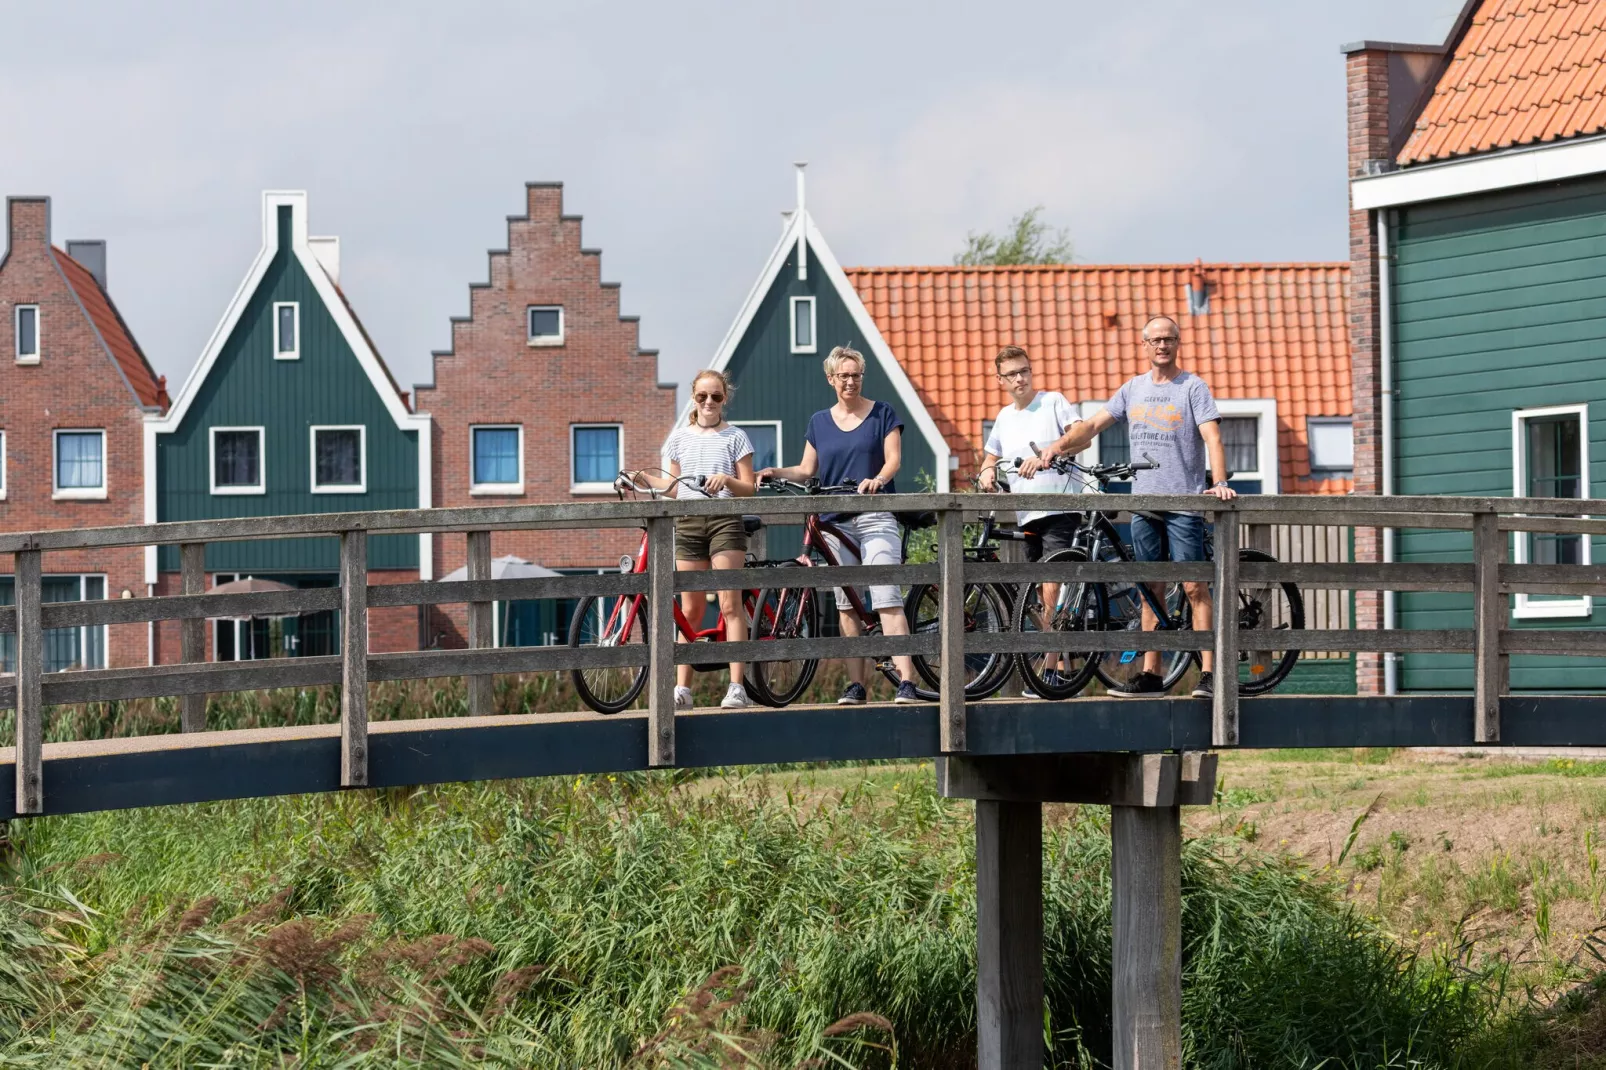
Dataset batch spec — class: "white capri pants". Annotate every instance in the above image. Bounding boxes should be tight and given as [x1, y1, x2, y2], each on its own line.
[821, 511, 904, 611]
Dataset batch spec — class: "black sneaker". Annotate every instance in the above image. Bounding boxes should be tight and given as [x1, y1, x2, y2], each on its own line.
[1191, 672, 1214, 699]
[838, 681, 868, 705]
[1108, 672, 1166, 698]
[894, 680, 921, 704]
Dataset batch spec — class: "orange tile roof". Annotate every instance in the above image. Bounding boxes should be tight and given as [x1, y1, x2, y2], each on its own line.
[53, 247, 169, 411]
[845, 262, 1351, 494]
[1399, 0, 1606, 164]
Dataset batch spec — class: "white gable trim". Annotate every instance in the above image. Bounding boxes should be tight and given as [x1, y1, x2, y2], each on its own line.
[700, 210, 953, 490]
[1352, 133, 1606, 210]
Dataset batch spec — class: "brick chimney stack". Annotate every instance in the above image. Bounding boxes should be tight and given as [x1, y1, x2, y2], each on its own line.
[6, 197, 50, 255]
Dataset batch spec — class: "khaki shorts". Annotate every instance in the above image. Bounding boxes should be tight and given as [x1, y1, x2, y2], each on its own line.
[675, 515, 748, 560]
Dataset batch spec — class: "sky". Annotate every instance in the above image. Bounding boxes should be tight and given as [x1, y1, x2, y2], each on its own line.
[3, 0, 1462, 404]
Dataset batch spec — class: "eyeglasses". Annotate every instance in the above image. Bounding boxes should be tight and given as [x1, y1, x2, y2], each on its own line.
[834, 372, 864, 382]
[1144, 336, 1180, 348]
[693, 392, 725, 404]
[998, 367, 1031, 381]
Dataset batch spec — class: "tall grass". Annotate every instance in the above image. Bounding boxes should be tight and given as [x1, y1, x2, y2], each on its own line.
[0, 768, 1513, 1068]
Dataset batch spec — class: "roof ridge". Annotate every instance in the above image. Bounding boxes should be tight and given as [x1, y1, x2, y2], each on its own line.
[843, 261, 1349, 273]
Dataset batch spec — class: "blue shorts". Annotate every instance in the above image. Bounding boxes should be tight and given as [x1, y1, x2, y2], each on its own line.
[1130, 512, 1206, 563]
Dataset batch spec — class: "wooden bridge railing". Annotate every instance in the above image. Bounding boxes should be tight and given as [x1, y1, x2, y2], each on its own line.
[2, 491, 1605, 814]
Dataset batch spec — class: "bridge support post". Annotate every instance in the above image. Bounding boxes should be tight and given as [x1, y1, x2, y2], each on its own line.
[179, 543, 207, 733]
[466, 531, 494, 717]
[939, 753, 1215, 1070]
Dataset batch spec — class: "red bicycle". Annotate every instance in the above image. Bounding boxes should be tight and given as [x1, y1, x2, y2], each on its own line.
[566, 472, 779, 714]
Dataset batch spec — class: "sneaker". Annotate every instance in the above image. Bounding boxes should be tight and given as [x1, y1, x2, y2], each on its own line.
[720, 684, 750, 709]
[1108, 672, 1166, 698]
[674, 686, 694, 710]
[894, 680, 921, 704]
[837, 682, 868, 705]
[1191, 672, 1214, 699]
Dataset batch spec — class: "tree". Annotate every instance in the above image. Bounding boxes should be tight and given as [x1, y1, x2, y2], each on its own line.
[953, 206, 1074, 266]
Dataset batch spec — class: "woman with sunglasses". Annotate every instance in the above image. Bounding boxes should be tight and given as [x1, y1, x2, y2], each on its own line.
[628, 369, 756, 709]
[757, 345, 920, 705]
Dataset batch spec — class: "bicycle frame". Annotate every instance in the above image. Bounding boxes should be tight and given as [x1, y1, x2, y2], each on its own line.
[596, 527, 754, 648]
[797, 512, 882, 629]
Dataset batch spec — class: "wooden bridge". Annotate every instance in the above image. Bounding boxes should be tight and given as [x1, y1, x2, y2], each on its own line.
[3, 491, 1604, 1069]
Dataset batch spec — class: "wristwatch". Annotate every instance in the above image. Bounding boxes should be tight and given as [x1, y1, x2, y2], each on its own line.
[1213, 481, 1230, 488]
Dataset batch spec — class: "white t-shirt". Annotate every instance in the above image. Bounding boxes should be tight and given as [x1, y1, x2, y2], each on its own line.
[984, 391, 1081, 526]
[661, 423, 753, 499]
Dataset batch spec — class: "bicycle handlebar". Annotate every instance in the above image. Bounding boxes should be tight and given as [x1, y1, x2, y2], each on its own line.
[756, 475, 864, 496]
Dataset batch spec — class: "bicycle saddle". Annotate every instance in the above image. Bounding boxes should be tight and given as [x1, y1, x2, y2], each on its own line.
[741, 515, 764, 534]
[896, 511, 938, 530]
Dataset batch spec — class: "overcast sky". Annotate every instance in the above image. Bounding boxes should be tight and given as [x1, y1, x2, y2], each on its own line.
[4, 1, 1460, 402]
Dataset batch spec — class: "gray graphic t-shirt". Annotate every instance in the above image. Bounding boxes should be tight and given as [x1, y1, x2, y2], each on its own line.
[1103, 371, 1221, 498]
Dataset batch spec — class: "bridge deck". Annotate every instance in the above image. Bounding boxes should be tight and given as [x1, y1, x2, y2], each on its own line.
[5, 694, 1603, 820]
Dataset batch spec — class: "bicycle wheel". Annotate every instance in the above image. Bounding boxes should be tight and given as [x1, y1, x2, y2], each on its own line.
[567, 593, 648, 714]
[906, 582, 1013, 700]
[1234, 547, 1304, 695]
[1092, 565, 1194, 693]
[749, 569, 821, 706]
[1010, 549, 1102, 700]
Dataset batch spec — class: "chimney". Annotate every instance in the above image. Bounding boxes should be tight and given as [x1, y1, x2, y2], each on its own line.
[6, 197, 50, 255]
[1341, 40, 1445, 175]
[1187, 258, 1209, 315]
[66, 240, 108, 289]
[309, 235, 340, 285]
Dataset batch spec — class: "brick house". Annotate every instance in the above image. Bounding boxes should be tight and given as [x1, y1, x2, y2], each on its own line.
[414, 182, 674, 648]
[1346, 0, 1606, 695]
[0, 196, 169, 671]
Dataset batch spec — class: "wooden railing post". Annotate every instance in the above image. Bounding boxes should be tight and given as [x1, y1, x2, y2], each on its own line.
[939, 507, 967, 752]
[465, 530, 494, 716]
[14, 549, 42, 815]
[179, 542, 207, 733]
[1211, 510, 1240, 747]
[647, 516, 677, 767]
[340, 530, 369, 787]
[1473, 511, 1507, 744]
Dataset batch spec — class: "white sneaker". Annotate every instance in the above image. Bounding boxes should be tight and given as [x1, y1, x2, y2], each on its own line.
[720, 684, 750, 709]
[674, 686, 694, 710]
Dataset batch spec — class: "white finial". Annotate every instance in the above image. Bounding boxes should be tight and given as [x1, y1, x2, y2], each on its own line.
[794, 162, 808, 281]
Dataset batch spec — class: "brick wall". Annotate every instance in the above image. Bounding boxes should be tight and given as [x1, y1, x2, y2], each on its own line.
[415, 183, 674, 648]
[0, 197, 154, 669]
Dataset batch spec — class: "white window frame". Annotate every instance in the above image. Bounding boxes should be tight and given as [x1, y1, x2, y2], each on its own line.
[570, 423, 623, 495]
[730, 420, 781, 472]
[209, 426, 266, 496]
[309, 425, 367, 494]
[273, 301, 300, 360]
[14, 304, 39, 364]
[1213, 399, 1279, 493]
[52, 429, 108, 500]
[470, 423, 525, 496]
[789, 296, 817, 354]
[1306, 416, 1355, 473]
[526, 305, 565, 347]
[1511, 403, 1592, 620]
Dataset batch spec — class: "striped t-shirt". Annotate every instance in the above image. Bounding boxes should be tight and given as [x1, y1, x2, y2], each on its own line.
[661, 423, 754, 499]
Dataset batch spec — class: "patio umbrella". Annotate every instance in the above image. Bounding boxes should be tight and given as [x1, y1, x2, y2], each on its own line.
[208, 576, 299, 622]
[438, 555, 563, 582]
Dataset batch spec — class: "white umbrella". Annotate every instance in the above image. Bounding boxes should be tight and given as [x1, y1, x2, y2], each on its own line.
[208, 576, 300, 622]
[438, 555, 563, 582]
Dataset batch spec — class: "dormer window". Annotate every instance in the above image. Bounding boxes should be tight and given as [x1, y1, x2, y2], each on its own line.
[527, 306, 564, 346]
[15, 305, 39, 363]
[274, 302, 299, 360]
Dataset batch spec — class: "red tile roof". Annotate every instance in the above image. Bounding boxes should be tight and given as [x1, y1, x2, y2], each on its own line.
[845, 262, 1351, 494]
[1400, 0, 1606, 164]
[52, 247, 169, 411]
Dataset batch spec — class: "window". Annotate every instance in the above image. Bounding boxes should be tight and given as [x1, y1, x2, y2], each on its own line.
[0, 574, 106, 673]
[733, 421, 780, 472]
[1221, 417, 1259, 475]
[1213, 400, 1278, 494]
[1512, 404, 1591, 619]
[274, 302, 299, 359]
[311, 426, 366, 493]
[980, 419, 995, 449]
[471, 425, 524, 494]
[15, 305, 39, 363]
[527, 306, 564, 346]
[1308, 417, 1354, 472]
[53, 430, 106, 498]
[790, 296, 816, 354]
[571, 424, 621, 492]
[210, 427, 265, 494]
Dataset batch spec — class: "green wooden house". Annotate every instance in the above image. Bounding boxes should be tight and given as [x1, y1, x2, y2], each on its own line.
[700, 166, 951, 557]
[144, 191, 431, 660]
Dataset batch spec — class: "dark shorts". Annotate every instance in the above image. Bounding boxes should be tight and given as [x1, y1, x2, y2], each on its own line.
[1021, 513, 1082, 562]
[674, 515, 748, 560]
[1130, 512, 1206, 563]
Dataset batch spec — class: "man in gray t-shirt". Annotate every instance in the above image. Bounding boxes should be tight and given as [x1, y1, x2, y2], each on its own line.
[1024, 315, 1236, 699]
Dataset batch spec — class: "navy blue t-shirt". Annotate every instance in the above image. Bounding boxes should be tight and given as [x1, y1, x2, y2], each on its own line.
[805, 400, 904, 518]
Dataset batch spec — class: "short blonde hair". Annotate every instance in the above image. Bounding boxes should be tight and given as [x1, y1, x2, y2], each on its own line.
[823, 344, 865, 378]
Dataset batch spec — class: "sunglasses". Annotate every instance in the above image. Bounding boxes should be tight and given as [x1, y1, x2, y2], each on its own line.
[694, 392, 726, 403]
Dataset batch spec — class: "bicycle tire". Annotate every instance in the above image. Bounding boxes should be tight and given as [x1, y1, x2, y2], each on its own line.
[567, 593, 648, 715]
[906, 581, 1013, 700]
[738, 588, 780, 708]
[1233, 547, 1304, 695]
[1009, 549, 1102, 700]
[1094, 576, 1195, 693]
[749, 569, 821, 706]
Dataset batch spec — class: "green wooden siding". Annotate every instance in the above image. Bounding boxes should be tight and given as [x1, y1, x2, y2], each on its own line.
[1391, 175, 1606, 691]
[722, 242, 938, 558]
[157, 206, 418, 572]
